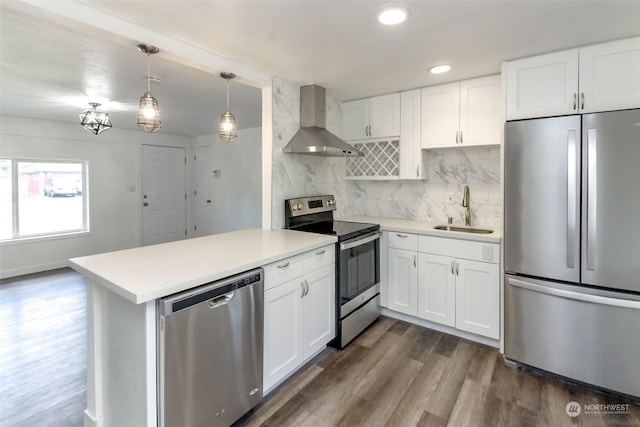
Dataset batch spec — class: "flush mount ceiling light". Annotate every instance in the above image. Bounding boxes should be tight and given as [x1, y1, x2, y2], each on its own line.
[377, 7, 409, 25]
[429, 64, 452, 74]
[219, 72, 237, 143]
[137, 44, 162, 133]
[79, 102, 112, 135]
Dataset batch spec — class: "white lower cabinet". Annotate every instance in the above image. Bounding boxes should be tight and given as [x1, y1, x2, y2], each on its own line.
[263, 246, 335, 393]
[455, 258, 500, 339]
[417, 253, 456, 327]
[263, 279, 303, 392]
[302, 265, 335, 357]
[385, 232, 500, 342]
[387, 247, 418, 316]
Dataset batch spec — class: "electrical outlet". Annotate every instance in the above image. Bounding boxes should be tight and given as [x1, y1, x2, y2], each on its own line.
[482, 245, 494, 261]
[213, 170, 221, 178]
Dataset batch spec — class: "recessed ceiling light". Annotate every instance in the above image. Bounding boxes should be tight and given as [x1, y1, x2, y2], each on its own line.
[377, 7, 409, 25]
[429, 64, 451, 74]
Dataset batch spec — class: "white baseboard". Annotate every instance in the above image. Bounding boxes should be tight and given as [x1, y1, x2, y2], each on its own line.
[0, 261, 68, 279]
[381, 307, 501, 350]
[83, 409, 100, 427]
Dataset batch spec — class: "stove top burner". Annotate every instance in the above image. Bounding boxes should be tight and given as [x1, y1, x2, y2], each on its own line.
[291, 220, 379, 242]
[284, 195, 379, 241]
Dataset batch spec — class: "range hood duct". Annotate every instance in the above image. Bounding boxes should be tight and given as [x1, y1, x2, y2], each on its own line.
[283, 85, 363, 157]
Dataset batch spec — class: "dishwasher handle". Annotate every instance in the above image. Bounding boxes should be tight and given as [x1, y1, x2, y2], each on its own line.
[160, 268, 264, 315]
[208, 291, 235, 308]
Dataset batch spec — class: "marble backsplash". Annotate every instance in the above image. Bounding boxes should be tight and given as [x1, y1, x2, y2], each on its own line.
[344, 147, 502, 227]
[271, 77, 348, 229]
[271, 76, 502, 229]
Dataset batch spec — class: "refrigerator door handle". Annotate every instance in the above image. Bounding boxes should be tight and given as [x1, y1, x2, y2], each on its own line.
[567, 129, 578, 269]
[587, 128, 598, 271]
[507, 277, 640, 310]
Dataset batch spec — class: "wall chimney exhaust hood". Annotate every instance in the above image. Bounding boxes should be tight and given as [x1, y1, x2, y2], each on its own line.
[283, 85, 363, 157]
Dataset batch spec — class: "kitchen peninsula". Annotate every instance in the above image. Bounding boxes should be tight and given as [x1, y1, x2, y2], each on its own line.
[69, 228, 336, 427]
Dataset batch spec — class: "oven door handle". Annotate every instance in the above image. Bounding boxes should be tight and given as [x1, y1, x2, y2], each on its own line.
[340, 232, 381, 251]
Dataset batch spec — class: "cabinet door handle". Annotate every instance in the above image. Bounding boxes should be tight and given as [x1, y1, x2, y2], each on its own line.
[455, 262, 460, 276]
[315, 249, 326, 255]
[301, 281, 306, 298]
[396, 234, 408, 238]
[305, 280, 310, 297]
[581, 92, 585, 110]
[460, 131, 463, 145]
[451, 261, 455, 275]
[277, 261, 290, 269]
[573, 93, 577, 110]
[455, 131, 459, 145]
[416, 165, 420, 178]
[414, 255, 417, 268]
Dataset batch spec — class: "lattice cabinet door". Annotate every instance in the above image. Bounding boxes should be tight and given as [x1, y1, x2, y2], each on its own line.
[345, 139, 400, 179]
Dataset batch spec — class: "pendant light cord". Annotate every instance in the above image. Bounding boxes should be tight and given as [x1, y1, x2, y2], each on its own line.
[226, 78, 230, 109]
[146, 53, 151, 92]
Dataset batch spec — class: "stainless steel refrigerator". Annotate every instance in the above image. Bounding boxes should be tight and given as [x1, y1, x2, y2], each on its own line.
[504, 109, 640, 398]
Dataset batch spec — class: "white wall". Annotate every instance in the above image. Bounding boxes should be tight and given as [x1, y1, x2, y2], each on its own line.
[0, 115, 193, 278]
[192, 126, 262, 234]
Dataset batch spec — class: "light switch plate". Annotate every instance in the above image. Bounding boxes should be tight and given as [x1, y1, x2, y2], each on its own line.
[482, 245, 494, 261]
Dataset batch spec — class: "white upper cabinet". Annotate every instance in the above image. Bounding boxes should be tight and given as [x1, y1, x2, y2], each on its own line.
[399, 89, 426, 180]
[459, 76, 503, 146]
[505, 49, 579, 120]
[342, 93, 400, 141]
[422, 75, 501, 149]
[579, 37, 640, 113]
[505, 36, 640, 119]
[421, 82, 460, 149]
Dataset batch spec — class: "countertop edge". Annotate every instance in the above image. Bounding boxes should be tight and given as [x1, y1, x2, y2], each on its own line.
[69, 230, 337, 305]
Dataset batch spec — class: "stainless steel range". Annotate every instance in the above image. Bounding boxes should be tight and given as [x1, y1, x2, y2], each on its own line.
[285, 195, 380, 348]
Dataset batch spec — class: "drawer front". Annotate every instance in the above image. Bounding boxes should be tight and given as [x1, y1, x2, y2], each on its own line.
[418, 235, 499, 264]
[388, 232, 418, 251]
[264, 254, 305, 290]
[304, 244, 335, 272]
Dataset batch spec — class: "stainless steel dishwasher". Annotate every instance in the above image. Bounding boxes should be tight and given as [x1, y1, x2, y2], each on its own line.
[158, 268, 264, 427]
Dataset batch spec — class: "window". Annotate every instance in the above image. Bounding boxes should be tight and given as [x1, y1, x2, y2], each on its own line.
[0, 159, 88, 240]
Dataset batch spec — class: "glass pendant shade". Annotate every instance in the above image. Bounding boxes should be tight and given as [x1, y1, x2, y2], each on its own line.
[79, 102, 112, 135]
[219, 109, 237, 143]
[219, 72, 237, 143]
[137, 44, 162, 133]
[138, 90, 162, 133]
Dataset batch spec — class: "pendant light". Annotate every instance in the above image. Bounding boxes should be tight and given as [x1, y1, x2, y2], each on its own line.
[79, 102, 112, 135]
[219, 72, 237, 143]
[137, 44, 162, 133]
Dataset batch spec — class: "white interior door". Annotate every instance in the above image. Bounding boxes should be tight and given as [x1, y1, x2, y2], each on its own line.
[142, 145, 186, 246]
[192, 145, 214, 237]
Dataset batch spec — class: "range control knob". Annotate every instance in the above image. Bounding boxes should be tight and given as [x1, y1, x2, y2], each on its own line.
[327, 199, 335, 206]
[297, 203, 304, 210]
[291, 204, 298, 211]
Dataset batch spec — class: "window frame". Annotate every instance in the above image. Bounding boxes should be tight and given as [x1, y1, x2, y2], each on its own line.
[0, 157, 90, 242]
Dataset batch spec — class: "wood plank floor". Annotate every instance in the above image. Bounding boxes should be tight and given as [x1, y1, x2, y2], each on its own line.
[237, 316, 640, 427]
[0, 268, 86, 427]
[2, 269, 639, 427]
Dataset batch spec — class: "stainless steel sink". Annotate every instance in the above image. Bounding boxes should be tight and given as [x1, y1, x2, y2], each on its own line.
[433, 225, 493, 234]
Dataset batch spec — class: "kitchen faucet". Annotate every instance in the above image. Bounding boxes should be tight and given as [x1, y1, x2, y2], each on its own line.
[462, 185, 471, 226]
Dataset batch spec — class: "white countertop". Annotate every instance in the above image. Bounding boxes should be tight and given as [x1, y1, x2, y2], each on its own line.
[342, 216, 502, 243]
[69, 228, 337, 304]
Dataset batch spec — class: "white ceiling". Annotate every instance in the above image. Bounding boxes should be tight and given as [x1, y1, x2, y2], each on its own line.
[2, 0, 640, 137]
